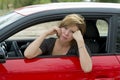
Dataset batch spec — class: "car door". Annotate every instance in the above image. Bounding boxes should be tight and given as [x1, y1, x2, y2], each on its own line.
[0, 17, 90, 80]
[0, 56, 87, 80]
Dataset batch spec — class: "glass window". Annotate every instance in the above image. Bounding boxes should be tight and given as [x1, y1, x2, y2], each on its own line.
[96, 19, 108, 37]
[0, 12, 23, 30]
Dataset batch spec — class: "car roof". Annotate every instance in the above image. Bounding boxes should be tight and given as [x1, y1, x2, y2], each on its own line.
[15, 2, 120, 16]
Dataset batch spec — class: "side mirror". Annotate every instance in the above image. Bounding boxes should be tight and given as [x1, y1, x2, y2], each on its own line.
[0, 47, 6, 63]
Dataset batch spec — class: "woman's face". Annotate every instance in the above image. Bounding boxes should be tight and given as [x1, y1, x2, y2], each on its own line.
[59, 25, 79, 42]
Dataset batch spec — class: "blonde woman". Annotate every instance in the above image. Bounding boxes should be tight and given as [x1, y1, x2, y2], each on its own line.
[24, 14, 92, 73]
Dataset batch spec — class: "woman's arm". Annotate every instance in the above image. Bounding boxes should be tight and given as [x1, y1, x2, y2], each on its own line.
[73, 30, 92, 73]
[24, 27, 60, 59]
[24, 33, 48, 59]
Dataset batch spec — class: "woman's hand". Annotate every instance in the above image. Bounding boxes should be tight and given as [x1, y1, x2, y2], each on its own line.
[73, 30, 84, 42]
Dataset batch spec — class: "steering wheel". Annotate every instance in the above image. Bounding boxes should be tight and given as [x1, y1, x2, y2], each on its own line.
[12, 41, 23, 57]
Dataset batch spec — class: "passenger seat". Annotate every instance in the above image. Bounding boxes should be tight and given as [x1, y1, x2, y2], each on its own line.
[84, 20, 100, 53]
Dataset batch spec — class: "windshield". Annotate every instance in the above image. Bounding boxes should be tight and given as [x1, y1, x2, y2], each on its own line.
[0, 12, 24, 30]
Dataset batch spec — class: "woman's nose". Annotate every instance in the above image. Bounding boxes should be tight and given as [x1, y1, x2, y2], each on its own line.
[64, 30, 69, 35]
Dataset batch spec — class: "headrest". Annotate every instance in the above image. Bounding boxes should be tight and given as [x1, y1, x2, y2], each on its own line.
[84, 20, 100, 39]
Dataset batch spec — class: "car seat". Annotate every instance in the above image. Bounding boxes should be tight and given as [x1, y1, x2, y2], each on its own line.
[84, 20, 100, 53]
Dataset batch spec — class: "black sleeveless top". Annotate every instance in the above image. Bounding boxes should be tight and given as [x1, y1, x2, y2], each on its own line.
[40, 38, 90, 56]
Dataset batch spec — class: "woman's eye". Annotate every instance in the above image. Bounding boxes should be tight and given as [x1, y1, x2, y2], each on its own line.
[70, 31, 74, 33]
[69, 30, 74, 33]
[71, 31, 74, 33]
[64, 27, 68, 30]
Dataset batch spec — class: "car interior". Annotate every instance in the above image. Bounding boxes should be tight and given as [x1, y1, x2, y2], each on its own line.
[84, 20, 106, 53]
[0, 18, 108, 58]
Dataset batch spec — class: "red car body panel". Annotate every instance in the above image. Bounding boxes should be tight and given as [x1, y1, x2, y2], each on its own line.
[0, 56, 120, 80]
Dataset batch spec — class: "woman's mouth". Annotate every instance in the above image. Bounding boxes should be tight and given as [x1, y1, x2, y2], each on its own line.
[62, 35, 68, 40]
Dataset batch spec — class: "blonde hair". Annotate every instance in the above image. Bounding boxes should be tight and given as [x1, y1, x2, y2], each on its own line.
[59, 14, 86, 35]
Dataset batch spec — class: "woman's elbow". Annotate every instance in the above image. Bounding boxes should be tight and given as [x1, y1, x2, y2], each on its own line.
[82, 63, 92, 73]
[24, 51, 33, 59]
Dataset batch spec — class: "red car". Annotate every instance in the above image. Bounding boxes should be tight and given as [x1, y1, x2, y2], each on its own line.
[0, 2, 120, 80]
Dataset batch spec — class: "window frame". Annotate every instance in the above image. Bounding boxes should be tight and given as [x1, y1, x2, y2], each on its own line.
[5, 14, 113, 58]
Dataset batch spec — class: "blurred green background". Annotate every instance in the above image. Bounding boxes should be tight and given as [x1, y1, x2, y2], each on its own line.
[0, 0, 120, 16]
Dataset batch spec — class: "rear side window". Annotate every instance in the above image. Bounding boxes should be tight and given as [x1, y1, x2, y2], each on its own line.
[84, 19, 108, 54]
[96, 19, 108, 37]
[96, 19, 108, 53]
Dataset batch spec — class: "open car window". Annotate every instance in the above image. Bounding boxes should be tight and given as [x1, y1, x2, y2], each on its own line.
[8, 19, 108, 40]
[8, 21, 61, 40]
